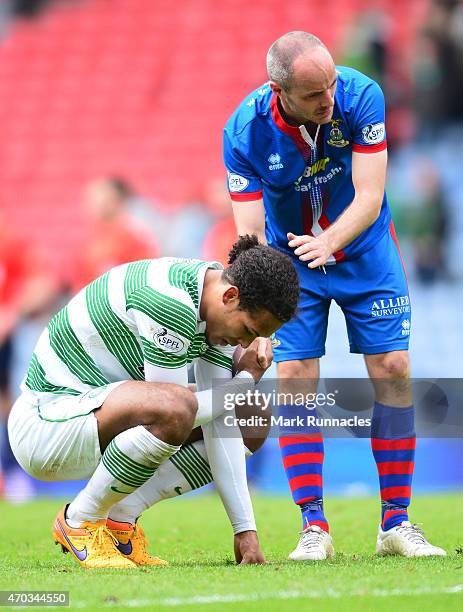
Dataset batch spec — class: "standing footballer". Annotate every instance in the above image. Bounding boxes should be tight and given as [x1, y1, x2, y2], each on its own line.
[224, 31, 445, 560]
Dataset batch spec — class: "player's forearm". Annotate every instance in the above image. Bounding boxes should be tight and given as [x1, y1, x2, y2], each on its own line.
[234, 221, 266, 245]
[201, 415, 257, 534]
[322, 192, 382, 252]
[231, 200, 267, 244]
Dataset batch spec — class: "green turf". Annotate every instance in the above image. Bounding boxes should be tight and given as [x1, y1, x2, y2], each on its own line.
[0, 493, 462, 611]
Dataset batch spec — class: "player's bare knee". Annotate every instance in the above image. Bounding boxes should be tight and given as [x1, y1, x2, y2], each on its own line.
[147, 402, 195, 445]
[172, 396, 197, 442]
[140, 384, 196, 445]
[376, 352, 410, 380]
[176, 385, 198, 423]
[277, 359, 319, 381]
[182, 395, 198, 435]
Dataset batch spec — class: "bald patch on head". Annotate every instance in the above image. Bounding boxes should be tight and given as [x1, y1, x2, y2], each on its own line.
[267, 31, 334, 91]
[291, 47, 336, 91]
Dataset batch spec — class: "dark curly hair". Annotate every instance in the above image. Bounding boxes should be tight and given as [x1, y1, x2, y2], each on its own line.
[223, 235, 299, 323]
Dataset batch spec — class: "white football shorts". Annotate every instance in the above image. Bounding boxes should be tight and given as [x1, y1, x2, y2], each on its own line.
[8, 382, 125, 481]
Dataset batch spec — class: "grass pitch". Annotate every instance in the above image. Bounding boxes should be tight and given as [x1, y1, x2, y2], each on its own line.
[0, 493, 462, 611]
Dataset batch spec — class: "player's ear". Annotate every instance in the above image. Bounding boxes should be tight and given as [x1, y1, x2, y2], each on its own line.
[269, 81, 283, 96]
[223, 285, 239, 306]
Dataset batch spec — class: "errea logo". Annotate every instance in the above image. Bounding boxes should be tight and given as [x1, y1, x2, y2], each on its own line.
[401, 319, 411, 336]
[268, 153, 284, 170]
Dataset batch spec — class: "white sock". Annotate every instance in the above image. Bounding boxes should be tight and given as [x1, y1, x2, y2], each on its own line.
[66, 426, 179, 527]
[107, 440, 252, 524]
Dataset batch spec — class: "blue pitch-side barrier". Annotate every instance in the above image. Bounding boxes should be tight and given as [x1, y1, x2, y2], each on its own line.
[247, 438, 463, 495]
[20, 438, 463, 498]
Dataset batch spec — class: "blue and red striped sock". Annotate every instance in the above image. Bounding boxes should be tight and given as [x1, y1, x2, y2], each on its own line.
[278, 406, 328, 532]
[371, 401, 416, 531]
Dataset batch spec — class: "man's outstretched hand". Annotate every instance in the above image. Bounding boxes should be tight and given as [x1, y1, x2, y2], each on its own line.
[234, 530, 266, 564]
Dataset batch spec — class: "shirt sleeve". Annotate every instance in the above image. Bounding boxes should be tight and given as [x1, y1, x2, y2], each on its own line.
[351, 80, 387, 154]
[194, 347, 257, 534]
[126, 285, 195, 385]
[223, 128, 263, 202]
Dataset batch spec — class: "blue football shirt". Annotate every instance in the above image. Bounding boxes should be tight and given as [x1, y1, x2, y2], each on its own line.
[223, 66, 390, 263]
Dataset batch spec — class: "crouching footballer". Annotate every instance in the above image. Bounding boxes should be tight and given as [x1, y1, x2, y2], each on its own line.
[8, 236, 300, 569]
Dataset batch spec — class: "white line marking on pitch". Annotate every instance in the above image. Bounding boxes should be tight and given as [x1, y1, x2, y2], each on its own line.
[71, 584, 463, 607]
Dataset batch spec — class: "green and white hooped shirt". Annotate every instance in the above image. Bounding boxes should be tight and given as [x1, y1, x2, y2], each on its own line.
[23, 258, 235, 417]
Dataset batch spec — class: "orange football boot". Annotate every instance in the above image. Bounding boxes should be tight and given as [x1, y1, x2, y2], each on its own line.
[52, 505, 136, 569]
[107, 518, 168, 566]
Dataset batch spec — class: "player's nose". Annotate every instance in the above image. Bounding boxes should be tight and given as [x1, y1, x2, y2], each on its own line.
[322, 88, 334, 106]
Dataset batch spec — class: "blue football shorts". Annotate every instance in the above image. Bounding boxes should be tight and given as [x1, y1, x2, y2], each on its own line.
[273, 228, 411, 361]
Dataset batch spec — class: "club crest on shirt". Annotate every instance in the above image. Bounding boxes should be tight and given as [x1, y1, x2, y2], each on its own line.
[153, 327, 185, 354]
[327, 119, 350, 148]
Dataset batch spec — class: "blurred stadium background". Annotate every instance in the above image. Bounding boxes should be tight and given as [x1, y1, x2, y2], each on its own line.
[0, 0, 462, 502]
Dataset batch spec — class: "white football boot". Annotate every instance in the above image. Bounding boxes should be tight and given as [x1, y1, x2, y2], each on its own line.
[288, 525, 334, 561]
[376, 521, 446, 557]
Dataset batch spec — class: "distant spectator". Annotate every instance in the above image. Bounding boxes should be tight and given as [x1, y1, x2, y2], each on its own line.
[0, 215, 60, 392]
[341, 8, 413, 149]
[72, 177, 160, 293]
[409, 160, 448, 284]
[0, 214, 61, 500]
[414, 0, 463, 133]
[341, 9, 392, 86]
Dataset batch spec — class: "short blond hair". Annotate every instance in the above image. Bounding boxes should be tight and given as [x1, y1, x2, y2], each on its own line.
[266, 31, 326, 90]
